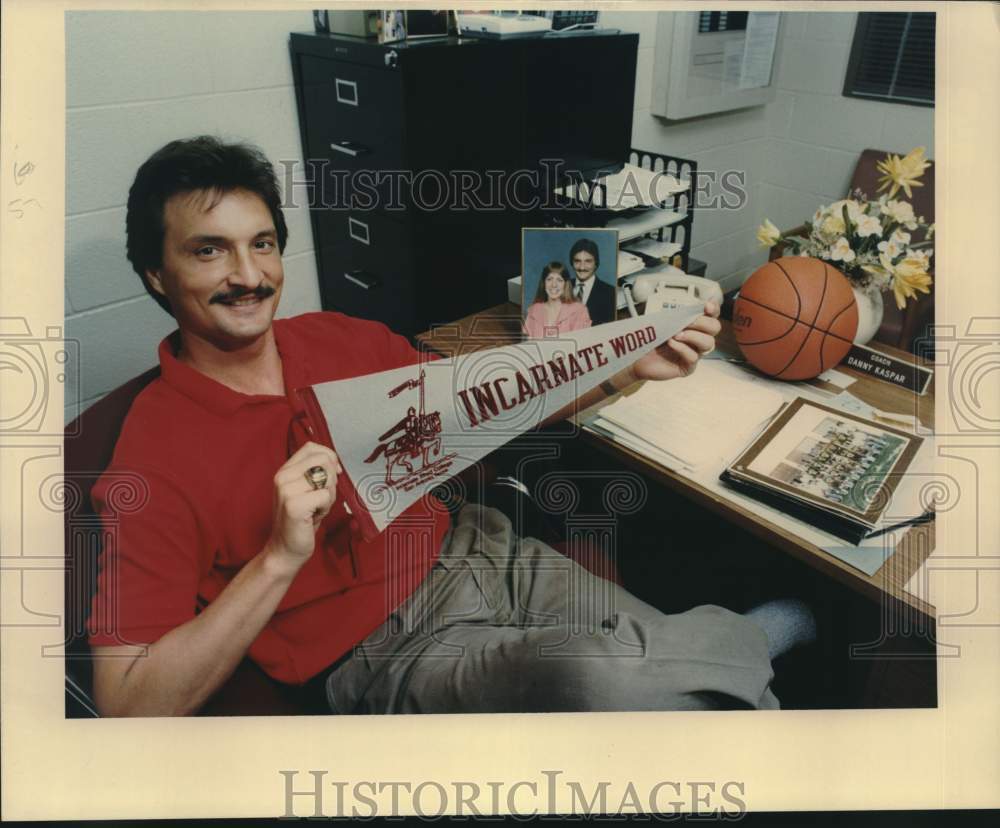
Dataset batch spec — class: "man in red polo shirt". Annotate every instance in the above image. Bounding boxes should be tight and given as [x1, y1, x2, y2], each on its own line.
[89, 137, 805, 717]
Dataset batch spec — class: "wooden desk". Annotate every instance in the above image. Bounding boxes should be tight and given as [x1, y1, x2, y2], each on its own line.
[416, 303, 937, 621]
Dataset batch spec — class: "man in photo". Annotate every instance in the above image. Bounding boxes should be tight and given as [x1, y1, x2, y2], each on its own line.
[83, 136, 815, 718]
[570, 237, 616, 325]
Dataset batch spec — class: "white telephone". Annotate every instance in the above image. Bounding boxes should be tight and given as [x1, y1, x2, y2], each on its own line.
[622, 264, 724, 316]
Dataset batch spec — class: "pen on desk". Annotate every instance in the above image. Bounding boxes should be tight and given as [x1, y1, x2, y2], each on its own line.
[865, 510, 935, 540]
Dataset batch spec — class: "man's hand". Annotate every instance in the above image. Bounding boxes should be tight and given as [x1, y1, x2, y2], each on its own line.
[629, 300, 721, 383]
[266, 441, 340, 571]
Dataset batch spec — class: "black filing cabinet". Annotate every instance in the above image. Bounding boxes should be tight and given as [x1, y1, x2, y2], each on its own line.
[289, 31, 639, 338]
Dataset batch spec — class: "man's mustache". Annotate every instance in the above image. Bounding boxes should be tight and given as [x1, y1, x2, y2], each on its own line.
[210, 284, 277, 304]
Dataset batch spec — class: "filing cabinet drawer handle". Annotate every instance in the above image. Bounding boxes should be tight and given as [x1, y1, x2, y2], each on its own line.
[344, 269, 379, 290]
[330, 140, 371, 157]
[335, 78, 359, 106]
[348, 217, 370, 245]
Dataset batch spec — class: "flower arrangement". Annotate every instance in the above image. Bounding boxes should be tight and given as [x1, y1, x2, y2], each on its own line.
[756, 148, 934, 310]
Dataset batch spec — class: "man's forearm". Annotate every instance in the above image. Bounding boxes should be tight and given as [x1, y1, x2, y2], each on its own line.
[93, 545, 301, 717]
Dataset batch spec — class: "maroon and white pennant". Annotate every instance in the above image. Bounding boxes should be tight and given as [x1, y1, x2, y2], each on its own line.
[310, 304, 704, 540]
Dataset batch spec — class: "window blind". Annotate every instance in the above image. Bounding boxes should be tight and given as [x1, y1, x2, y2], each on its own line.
[844, 12, 935, 107]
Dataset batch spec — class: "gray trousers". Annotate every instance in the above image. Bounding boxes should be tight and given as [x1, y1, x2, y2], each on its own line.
[326, 504, 779, 714]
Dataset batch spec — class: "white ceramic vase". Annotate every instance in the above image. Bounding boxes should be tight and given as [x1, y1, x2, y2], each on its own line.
[852, 285, 884, 345]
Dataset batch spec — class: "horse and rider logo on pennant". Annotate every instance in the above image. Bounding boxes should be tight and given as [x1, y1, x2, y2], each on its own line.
[363, 369, 457, 491]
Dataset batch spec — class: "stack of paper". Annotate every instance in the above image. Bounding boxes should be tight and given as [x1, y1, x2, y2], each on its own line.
[621, 237, 683, 263]
[617, 250, 647, 279]
[605, 207, 686, 242]
[586, 361, 786, 473]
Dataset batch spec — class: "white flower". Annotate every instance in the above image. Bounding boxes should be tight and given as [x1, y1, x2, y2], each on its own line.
[829, 199, 865, 223]
[855, 214, 883, 238]
[877, 229, 911, 259]
[828, 237, 856, 263]
[820, 212, 846, 236]
[878, 239, 901, 258]
[882, 199, 916, 226]
[908, 248, 933, 269]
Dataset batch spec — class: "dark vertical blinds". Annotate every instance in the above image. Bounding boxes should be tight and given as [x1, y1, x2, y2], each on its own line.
[844, 12, 935, 106]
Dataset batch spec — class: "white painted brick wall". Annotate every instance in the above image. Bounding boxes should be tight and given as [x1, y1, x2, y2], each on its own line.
[609, 10, 934, 293]
[65, 10, 321, 422]
[66, 10, 935, 419]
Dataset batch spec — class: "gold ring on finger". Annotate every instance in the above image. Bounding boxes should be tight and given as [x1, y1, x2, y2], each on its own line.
[305, 465, 329, 490]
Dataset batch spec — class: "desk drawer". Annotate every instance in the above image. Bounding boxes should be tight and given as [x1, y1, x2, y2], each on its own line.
[300, 55, 403, 170]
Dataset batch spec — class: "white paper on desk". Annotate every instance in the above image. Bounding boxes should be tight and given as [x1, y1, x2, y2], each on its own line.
[587, 418, 690, 472]
[312, 304, 703, 534]
[815, 368, 856, 390]
[586, 355, 936, 577]
[593, 360, 786, 472]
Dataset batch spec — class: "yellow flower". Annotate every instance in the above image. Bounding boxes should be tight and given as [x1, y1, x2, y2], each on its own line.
[876, 147, 930, 199]
[756, 218, 781, 247]
[888, 254, 933, 309]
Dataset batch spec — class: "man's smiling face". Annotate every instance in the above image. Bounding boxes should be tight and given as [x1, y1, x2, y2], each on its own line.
[572, 250, 597, 283]
[146, 188, 283, 352]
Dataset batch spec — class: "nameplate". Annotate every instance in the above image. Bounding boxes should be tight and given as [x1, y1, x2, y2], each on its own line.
[843, 344, 933, 395]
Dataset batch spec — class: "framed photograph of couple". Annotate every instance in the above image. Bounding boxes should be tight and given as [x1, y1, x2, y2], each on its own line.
[521, 227, 619, 339]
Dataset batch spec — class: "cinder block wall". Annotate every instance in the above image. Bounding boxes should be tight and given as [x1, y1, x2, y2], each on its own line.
[601, 10, 934, 294]
[66, 11, 935, 420]
[65, 11, 321, 422]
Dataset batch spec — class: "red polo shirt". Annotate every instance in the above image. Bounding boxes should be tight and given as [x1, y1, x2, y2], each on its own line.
[88, 312, 449, 684]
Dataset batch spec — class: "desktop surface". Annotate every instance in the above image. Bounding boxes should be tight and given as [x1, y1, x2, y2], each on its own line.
[415, 302, 937, 621]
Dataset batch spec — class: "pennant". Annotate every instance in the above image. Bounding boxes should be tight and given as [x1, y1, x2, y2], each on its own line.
[310, 304, 704, 540]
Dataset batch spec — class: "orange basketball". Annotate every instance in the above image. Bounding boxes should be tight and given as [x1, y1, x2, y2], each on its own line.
[732, 257, 858, 380]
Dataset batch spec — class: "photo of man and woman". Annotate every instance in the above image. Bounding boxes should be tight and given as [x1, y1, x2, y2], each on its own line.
[521, 228, 618, 339]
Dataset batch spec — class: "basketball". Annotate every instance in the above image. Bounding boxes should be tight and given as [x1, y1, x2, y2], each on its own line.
[732, 257, 858, 380]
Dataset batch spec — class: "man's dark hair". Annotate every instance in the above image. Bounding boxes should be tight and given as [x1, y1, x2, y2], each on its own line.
[569, 238, 600, 270]
[125, 136, 289, 316]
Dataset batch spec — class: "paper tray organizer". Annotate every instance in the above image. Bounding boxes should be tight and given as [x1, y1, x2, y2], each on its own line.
[547, 148, 697, 273]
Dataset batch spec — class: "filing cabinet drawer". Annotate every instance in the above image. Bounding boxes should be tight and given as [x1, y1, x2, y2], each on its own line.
[314, 210, 418, 335]
[318, 247, 418, 336]
[300, 55, 404, 170]
[310, 163, 408, 220]
[315, 210, 413, 279]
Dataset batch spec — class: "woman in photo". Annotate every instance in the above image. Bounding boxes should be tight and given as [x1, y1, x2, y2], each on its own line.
[524, 261, 592, 338]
